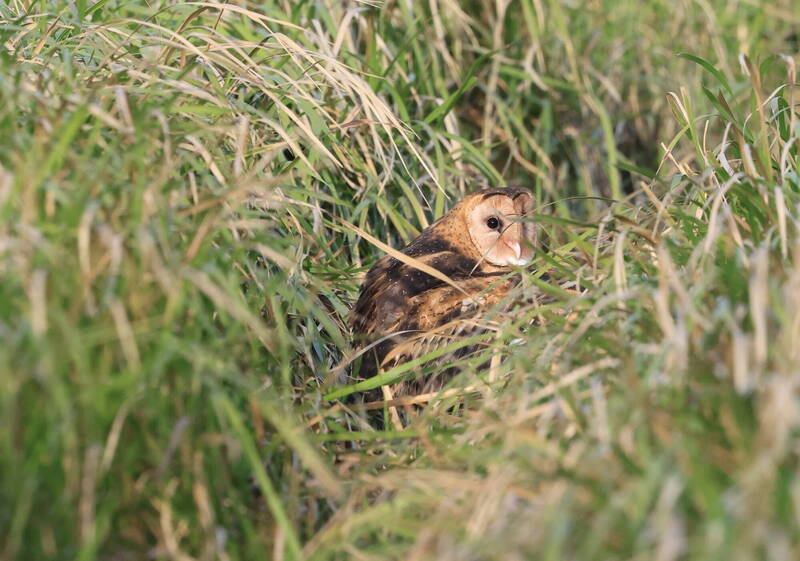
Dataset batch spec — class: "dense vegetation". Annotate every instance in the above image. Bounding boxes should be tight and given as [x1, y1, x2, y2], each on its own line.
[2, 1, 799, 559]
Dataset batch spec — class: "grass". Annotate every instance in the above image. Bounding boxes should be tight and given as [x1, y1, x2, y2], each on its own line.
[1, 0, 799, 559]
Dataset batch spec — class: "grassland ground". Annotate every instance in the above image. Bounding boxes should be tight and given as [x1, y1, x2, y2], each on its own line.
[1, 1, 800, 559]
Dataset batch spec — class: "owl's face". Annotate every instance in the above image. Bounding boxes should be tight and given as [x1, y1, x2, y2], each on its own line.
[465, 189, 535, 266]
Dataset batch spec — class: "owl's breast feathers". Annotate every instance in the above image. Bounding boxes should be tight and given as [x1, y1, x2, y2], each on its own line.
[351, 225, 516, 381]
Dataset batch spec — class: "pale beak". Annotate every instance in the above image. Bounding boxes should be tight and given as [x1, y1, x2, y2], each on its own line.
[503, 239, 521, 260]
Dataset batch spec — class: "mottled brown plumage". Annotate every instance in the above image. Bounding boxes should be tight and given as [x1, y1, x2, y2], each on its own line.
[351, 187, 536, 397]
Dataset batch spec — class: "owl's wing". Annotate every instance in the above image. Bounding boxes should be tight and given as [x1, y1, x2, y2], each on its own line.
[351, 244, 519, 385]
[351, 255, 406, 337]
[351, 249, 510, 336]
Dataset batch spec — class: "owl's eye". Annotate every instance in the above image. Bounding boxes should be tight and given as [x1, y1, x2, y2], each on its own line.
[486, 216, 500, 230]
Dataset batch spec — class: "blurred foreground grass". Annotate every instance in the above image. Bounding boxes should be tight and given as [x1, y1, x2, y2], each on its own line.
[1, 1, 800, 559]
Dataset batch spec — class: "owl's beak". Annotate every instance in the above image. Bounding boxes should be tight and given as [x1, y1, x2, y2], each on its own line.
[502, 239, 521, 260]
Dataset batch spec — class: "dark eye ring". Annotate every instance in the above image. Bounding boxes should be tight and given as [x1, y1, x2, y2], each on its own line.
[486, 216, 500, 230]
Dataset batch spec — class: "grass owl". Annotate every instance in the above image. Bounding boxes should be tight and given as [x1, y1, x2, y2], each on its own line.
[351, 187, 537, 399]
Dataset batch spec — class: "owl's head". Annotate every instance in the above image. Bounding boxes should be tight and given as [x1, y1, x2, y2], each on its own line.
[464, 187, 536, 267]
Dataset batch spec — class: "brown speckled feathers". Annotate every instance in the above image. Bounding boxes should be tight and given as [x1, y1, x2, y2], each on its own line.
[350, 187, 536, 396]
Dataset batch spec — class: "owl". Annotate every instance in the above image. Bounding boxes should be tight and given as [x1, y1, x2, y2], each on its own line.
[351, 187, 536, 400]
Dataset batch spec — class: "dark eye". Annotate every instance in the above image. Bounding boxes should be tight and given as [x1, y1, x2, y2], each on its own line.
[486, 216, 500, 230]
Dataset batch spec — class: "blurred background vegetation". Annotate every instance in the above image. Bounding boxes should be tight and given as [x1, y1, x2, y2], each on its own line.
[1, 0, 799, 559]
